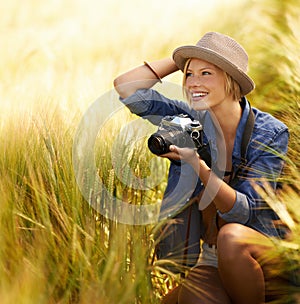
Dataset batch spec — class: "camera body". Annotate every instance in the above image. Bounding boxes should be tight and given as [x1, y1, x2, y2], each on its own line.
[148, 114, 204, 156]
[148, 114, 211, 166]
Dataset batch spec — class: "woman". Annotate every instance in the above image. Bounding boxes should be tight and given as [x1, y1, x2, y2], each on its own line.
[113, 32, 289, 303]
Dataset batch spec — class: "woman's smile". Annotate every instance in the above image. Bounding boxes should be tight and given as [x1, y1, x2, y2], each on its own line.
[191, 91, 209, 102]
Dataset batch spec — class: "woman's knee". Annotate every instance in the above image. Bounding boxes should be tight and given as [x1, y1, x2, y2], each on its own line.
[217, 223, 271, 261]
[217, 223, 249, 261]
[217, 223, 245, 247]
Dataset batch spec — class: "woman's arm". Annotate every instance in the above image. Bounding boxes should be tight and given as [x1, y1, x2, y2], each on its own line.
[113, 58, 178, 98]
[166, 146, 236, 213]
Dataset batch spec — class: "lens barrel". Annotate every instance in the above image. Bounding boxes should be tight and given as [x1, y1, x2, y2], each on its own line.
[147, 134, 170, 155]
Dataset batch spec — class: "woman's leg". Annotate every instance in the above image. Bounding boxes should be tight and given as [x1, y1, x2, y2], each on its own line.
[178, 265, 232, 304]
[217, 223, 274, 304]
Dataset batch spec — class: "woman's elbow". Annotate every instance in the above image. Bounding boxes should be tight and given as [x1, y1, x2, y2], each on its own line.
[113, 76, 135, 99]
[113, 76, 125, 97]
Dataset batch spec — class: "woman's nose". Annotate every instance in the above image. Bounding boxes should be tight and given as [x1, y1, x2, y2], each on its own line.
[187, 75, 201, 86]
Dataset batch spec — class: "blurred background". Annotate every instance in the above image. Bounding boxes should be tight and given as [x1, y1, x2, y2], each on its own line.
[0, 0, 268, 112]
[1, 0, 298, 112]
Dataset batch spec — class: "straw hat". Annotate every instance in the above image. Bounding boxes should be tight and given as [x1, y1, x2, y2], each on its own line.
[172, 32, 255, 96]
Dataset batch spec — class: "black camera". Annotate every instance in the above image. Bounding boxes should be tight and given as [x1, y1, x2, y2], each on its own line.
[148, 114, 211, 166]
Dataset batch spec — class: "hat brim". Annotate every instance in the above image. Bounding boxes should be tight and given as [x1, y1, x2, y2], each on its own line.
[173, 45, 255, 96]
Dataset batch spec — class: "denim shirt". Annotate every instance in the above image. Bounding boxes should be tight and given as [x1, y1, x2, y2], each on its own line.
[120, 88, 289, 238]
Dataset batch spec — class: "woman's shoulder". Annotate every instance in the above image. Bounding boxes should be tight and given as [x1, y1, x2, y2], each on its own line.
[249, 106, 289, 153]
[252, 106, 288, 133]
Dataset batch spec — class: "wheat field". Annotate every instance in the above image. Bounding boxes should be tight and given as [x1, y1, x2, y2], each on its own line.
[0, 0, 299, 303]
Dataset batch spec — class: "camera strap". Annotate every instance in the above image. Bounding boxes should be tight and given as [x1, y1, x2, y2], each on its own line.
[241, 106, 255, 165]
[229, 105, 255, 185]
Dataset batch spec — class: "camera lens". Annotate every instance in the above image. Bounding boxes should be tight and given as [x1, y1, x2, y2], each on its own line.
[148, 134, 169, 155]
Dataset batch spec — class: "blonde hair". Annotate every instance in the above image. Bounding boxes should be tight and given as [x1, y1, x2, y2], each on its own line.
[182, 59, 242, 104]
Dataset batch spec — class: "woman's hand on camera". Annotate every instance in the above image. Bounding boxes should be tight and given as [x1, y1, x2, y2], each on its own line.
[161, 145, 199, 164]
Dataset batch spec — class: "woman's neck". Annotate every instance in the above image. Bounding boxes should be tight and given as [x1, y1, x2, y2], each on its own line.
[211, 100, 242, 172]
[212, 100, 242, 140]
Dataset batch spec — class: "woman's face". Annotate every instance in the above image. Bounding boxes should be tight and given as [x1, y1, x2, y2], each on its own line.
[184, 58, 229, 111]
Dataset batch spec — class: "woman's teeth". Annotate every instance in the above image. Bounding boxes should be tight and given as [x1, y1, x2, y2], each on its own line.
[192, 92, 208, 98]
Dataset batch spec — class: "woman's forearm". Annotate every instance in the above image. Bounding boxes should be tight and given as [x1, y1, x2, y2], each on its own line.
[113, 58, 178, 98]
[192, 158, 237, 213]
[168, 145, 237, 213]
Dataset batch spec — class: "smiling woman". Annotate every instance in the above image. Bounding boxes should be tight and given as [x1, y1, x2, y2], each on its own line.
[113, 31, 290, 303]
[184, 59, 231, 111]
[182, 59, 242, 106]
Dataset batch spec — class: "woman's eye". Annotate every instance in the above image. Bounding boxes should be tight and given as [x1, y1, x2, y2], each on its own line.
[186, 72, 193, 77]
[202, 71, 211, 75]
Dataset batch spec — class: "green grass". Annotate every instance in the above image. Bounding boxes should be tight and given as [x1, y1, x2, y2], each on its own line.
[0, 0, 300, 303]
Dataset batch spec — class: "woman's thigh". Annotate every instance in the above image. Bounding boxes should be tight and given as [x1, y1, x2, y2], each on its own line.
[217, 223, 292, 302]
[178, 265, 232, 304]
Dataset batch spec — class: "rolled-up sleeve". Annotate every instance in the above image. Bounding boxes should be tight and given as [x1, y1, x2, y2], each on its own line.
[218, 191, 250, 223]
